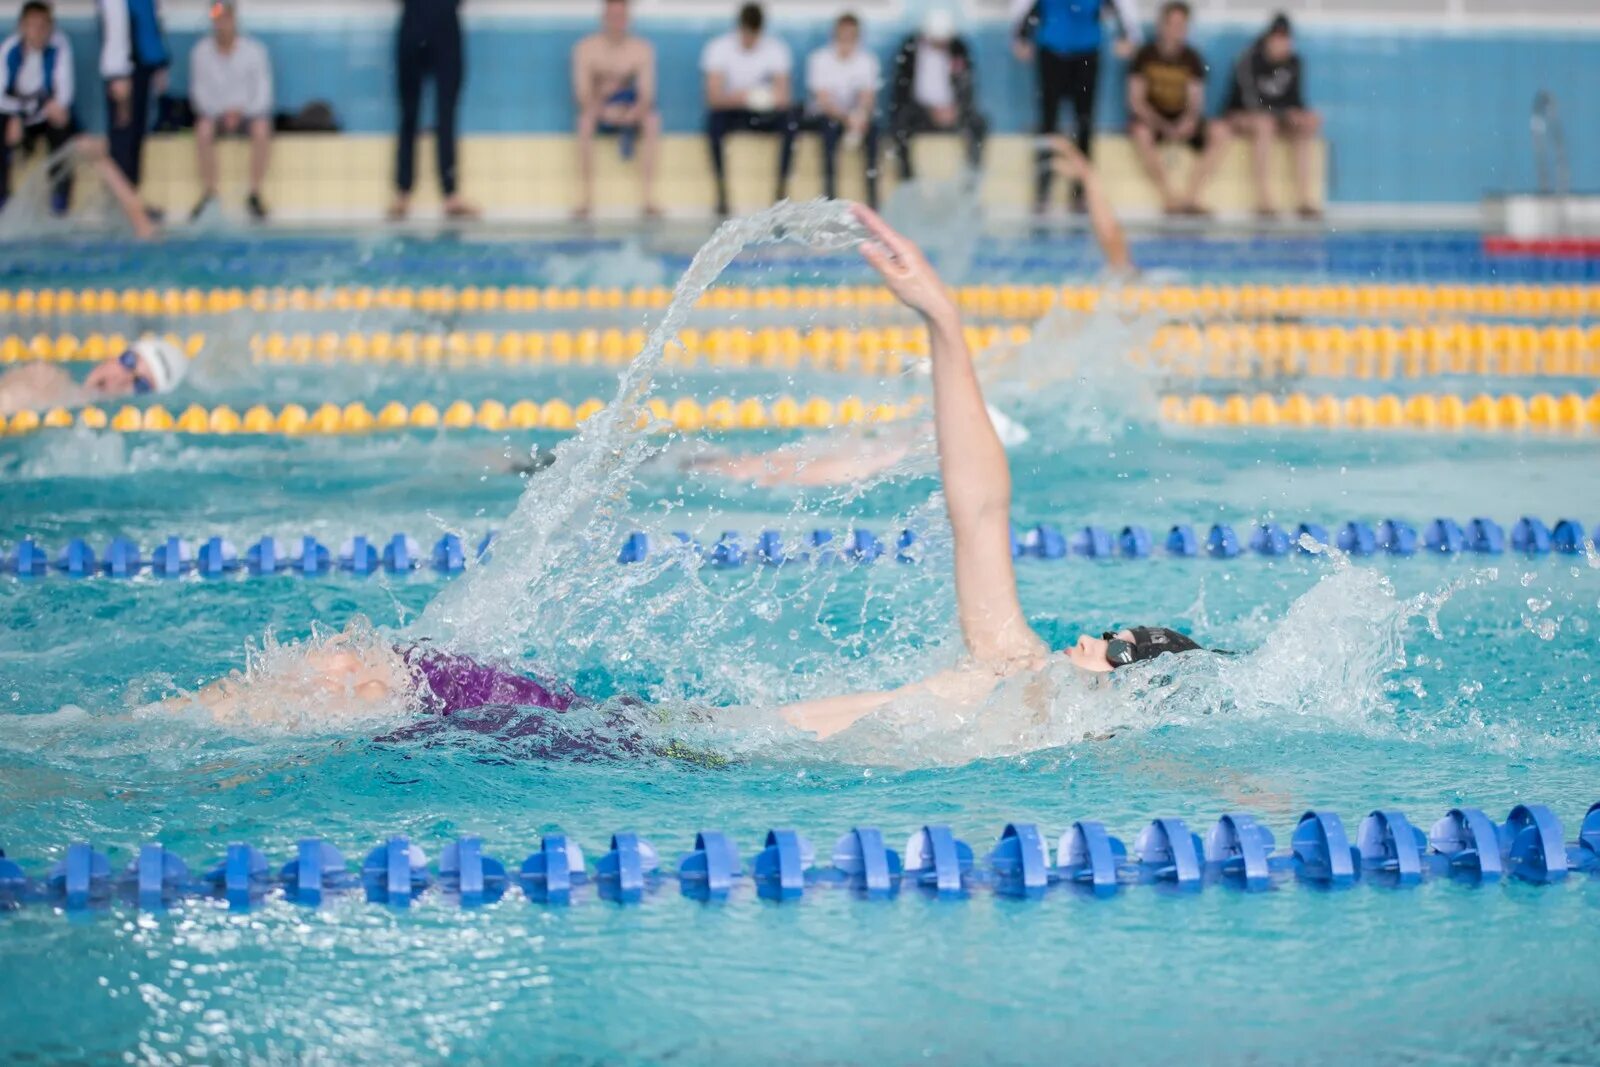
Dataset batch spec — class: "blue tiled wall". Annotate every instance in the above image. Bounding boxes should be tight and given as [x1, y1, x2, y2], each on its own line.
[56, 14, 1599, 204]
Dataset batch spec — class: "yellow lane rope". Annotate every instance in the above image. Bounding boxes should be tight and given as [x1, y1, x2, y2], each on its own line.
[0, 395, 920, 437]
[1161, 391, 1600, 431]
[0, 283, 1593, 319]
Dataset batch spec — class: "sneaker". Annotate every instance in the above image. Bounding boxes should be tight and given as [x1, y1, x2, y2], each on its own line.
[246, 193, 268, 222]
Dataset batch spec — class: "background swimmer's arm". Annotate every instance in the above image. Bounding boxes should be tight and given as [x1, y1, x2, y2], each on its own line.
[855, 205, 1046, 667]
[0, 363, 79, 416]
[1050, 136, 1133, 276]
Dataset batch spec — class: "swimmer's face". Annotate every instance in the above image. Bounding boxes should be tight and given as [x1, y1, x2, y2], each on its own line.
[1065, 630, 1126, 673]
[82, 351, 155, 397]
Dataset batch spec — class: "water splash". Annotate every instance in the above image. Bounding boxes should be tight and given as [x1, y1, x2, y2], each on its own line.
[412, 200, 869, 665]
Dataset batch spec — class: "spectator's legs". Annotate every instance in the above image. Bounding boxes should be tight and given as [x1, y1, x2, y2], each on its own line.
[890, 105, 925, 180]
[1181, 120, 1231, 213]
[1288, 108, 1321, 215]
[247, 116, 272, 199]
[1234, 112, 1275, 214]
[393, 32, 426, 209]
[0, 137, 13, 209]
[775, 108, 801, 201]
[706, 109, 744, 215]
[960, 108, 987, 175]
[42, 119, 75, 212]
[194, 115, 219, 198]
[861, 120, 880, 209]
[638, 109, 661, 216]
[817, 117, 842, 201]
[433, 31, 464, 202]
[1065, 50, 1098, 207]
[106, 65, 152, 188]
[1033, 48, 1067, 208]
[1128, 120, 1176, 211]
[574, 105, 599, 218]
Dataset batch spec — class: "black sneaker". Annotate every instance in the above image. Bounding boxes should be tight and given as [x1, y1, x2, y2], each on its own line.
[188, 195, 213, 222]
[246, 193, 268, 222]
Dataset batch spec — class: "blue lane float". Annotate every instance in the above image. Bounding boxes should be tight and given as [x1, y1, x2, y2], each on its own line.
[1, 801, 1593, 914]
[4, 515, 1594, 581]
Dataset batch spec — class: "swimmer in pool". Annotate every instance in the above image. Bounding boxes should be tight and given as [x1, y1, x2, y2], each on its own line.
[773, 205, 1204, 738]
[0, 335, 188, 417]
[164, 207, 1207, 750]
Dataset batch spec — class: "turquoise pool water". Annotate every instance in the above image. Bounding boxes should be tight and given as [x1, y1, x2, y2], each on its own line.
[1, 218, 1598, 1064]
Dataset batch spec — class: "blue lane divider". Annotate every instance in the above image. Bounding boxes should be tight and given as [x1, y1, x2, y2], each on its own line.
[5, 516, 1595, 581]
[3, 802, 1593, 914]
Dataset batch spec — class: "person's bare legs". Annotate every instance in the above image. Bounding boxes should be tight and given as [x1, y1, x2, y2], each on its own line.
[194, 115, 219, 198]
[1288, 109, 1322, 217]
[247, 116, 272, 198]
[1129, 122, 1176, 212]
[574, 105, 598, 219]
[638, 109, 661, 217]
[1182, 121, 1231, 214]
[74, 135, 157, 239]
[1233, 112, 1275, 215]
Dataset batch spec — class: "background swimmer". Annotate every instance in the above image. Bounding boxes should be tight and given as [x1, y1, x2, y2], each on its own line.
[0, 335, 188, 416]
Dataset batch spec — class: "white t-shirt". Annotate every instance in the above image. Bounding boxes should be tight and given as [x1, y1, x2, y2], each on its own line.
[189, 35, 273, 118]
[912, 41, 954, 110]
[700, 31, 792, 98]
[805, 45, 878, 115]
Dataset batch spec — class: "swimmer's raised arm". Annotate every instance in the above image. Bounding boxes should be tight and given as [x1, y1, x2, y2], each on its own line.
[1049, 136, 1133, 276]
[854, 205, 1046, 667]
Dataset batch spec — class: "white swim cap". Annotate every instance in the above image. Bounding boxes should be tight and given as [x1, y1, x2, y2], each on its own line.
[922, 9, 955, 41]
[131, 337, 188, 394]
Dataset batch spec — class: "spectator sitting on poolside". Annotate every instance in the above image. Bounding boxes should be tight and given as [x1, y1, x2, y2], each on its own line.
[572, 0, 660, 220]
[889, 10, 987, 184]
[798, 12, 880, 208]
[1126, 0, 1229, 216]
[0, 1, 76, 215]
[0, 336, 188, 417]
[188, 0, 272, 222]
[702, 2, 797, 217]
[0, 2, 154, 237]
[1223, 12, 1320, 220]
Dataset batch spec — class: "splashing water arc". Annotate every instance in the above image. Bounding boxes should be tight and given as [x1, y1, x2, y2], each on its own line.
[413, 200, 867, 662]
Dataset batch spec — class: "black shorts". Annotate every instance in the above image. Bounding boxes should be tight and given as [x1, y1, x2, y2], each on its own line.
[1131, 115, 1207, 152]
[14, 114, 80, 146]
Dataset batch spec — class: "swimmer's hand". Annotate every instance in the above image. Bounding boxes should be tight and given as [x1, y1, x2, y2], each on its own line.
[853, 204, 955, 324]
[1046, 135, 1090, 181]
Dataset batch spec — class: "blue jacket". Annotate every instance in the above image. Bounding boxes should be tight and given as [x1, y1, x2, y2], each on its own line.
[98, 0, 169, 78]
[1011, 0, 1141, 57]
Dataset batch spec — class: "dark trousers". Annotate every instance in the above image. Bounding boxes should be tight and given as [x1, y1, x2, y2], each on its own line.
[1035, 48, 1099, 205]
[105, 64, 154, 188]
[706, 107, 800, 214]
[0, 119, 77, 210]
[792, 114, 879, 207]
[890, 102, 986, 180]
[396, 19, 463, 196]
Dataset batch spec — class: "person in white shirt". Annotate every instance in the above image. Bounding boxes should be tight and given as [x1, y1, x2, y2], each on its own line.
[0, 1, 76, 213]
[888, 10, 987, 181]
[798, 12, 879, 207]
[188, 0, 272, 221]
[0, 0, 154, 237]
[701, 2, 797, 216]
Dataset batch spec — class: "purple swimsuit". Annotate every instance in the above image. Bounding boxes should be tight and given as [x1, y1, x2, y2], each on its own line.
[377, 647, 649, 760]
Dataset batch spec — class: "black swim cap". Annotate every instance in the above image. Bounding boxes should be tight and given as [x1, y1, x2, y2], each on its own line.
[1102, 626, 1203, 668]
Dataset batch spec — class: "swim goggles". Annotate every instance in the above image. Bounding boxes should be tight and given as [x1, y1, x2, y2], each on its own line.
[118, 350, 153, 394]
[1101, 631, 1138, 668]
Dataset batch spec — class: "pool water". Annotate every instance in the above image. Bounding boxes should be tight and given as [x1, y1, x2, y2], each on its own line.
[1, 217, 1598, 1064]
